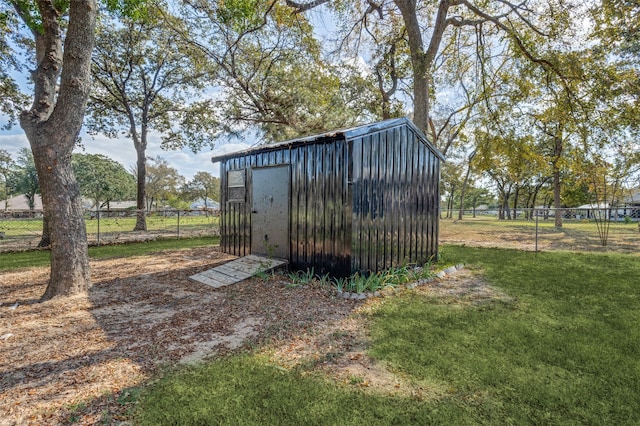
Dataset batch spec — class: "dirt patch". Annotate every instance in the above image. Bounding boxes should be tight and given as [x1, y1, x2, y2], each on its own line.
[440, 219, 640, 254]
[419, 268, 515, 305]
[0, 247, 358, 425]
[265, 269, 509, 400]
[1, 249, 504, 425]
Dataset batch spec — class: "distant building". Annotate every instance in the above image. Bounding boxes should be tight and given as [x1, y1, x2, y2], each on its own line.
[84, 200, 137, 210]
[619, 188, 640, 219]
[190, 198, 220, 210]
[0, 194, 43, 211]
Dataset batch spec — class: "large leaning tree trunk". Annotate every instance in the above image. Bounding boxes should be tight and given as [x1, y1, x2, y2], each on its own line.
[18, 0, 96, 300]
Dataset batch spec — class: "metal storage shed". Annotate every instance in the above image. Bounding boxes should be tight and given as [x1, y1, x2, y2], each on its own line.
[211, 117, 444, 278]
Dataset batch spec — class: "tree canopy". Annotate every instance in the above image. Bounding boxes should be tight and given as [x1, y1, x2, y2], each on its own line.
[172, 0, 380, 142]
[7, 147, 39, 210]
[72, 153, 135, 209]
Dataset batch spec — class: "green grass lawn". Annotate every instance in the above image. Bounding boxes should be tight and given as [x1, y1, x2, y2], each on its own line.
[0, 236, 220, 270]
[134, 246, 640, 425]
[440, 216, 639, 253]
[0, 214, 219, 238]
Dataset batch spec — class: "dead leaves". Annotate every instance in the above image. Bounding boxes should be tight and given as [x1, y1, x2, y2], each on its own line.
[0, 246, 356, 424]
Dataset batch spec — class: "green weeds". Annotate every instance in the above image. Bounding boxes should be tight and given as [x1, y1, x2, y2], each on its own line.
[286, 267, 316, 288]
[283, 262, 435, 294]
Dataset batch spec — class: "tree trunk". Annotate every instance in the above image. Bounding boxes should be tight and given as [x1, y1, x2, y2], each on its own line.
[446, 184, 455, 219]
[553, 168, 562, 228]
[524, 193, 533, 219]
[38, 214, 51, 247]
[134, 145, 147, 231]
[504, 196, 512, 220]
[396, 0, 425, 129]
[458, 151, 475, 220]
[33, 140, 91, 300]
[18, 0, 96, 300]
[395, 0, 449, 134]
[552, 130, 564, 228]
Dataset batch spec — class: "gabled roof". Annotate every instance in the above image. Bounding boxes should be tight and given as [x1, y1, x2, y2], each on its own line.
[0, 194, 43, 210]
[211, 117, 445, 163]
[576, 202, 609, 209]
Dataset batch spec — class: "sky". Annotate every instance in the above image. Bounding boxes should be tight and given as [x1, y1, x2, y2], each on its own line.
[0, 126, 252, 180]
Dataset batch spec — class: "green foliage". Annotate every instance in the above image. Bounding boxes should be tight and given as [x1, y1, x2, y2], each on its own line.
[177, 0, 379, 143]
[72, 153, 135, 208]
[349, 272, 369, 293]
[87, 8, 210, 153]
[331, 276, 347, 292]
[0, 0, 152, 129]
[103, 0, 148, 20]
[216, 0, 265, 32]
[328, 264, 434, 294]
[286, 267, 315, 288]
[282, 265, 433, 294]
[0, 148, 15, 201]
[4, 0, 43, 34]
[8, 147, 39, 209]
[144, 156, 186, 210]
[219, 47, 376, 142]
[593, 0, 640, 59]
[315, 273, 331, 287]
[182, 172, 220, 205]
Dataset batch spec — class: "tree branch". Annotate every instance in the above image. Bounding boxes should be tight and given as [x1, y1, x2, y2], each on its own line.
[285, 0, 330, 13]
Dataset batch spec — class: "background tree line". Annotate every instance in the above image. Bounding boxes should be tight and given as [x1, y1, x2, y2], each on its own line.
[0, 148, 220, 212]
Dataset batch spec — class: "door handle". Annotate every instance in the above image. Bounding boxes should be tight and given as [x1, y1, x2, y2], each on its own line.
[252, 210, 258, 214]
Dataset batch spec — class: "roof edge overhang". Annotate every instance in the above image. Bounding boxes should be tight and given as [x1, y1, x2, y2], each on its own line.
[211, 117, 445, 164]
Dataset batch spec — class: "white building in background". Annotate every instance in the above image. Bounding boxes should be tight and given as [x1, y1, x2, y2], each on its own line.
[0, 194, 43, 211]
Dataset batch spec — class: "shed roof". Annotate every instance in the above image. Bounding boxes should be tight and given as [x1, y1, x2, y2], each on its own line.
[211, 117, 445, 163]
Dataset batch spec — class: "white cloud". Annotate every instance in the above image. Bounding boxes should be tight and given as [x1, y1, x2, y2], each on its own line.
[0, 132, 29, 153]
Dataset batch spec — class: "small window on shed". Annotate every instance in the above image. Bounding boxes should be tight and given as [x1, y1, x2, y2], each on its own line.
[227, 169, 246, 202]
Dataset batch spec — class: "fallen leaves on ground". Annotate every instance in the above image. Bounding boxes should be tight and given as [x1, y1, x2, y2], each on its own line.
[0, 247, 357, 425]
[0, 247, 501, 425]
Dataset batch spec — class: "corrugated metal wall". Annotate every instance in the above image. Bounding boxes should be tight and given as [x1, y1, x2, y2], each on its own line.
[219, 139, 352, 276]
[218, 121, 441, 277]
[350, 124, 440, 273]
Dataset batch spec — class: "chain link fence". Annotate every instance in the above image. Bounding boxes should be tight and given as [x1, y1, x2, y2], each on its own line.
[0, 209, 220, 252]
[440, 207, 639, 254]
[2, 207, 638, 254]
